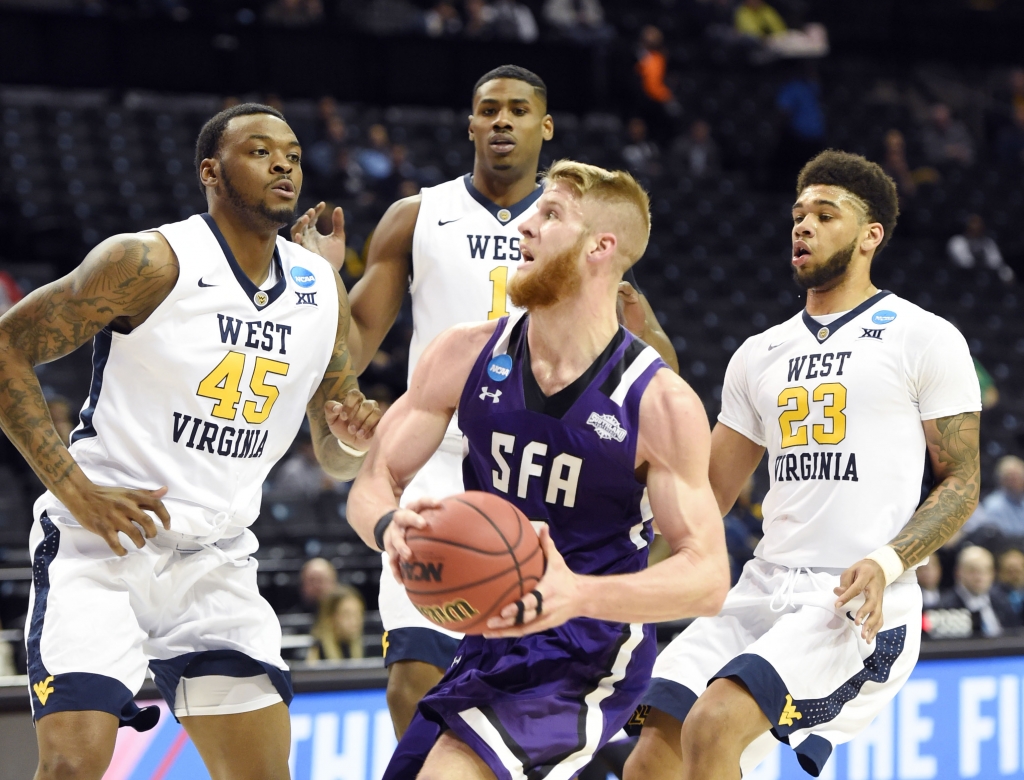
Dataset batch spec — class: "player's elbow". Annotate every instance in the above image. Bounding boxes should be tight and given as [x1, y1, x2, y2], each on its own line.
[695, 562, 730, 616]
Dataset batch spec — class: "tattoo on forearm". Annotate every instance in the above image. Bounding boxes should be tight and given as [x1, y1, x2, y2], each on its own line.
[890, 412, 981, 568]
[307, 273, 361, 476]
[0, 237, 176, 493]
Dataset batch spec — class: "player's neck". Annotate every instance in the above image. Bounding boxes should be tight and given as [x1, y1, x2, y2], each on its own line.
[804, 269, 878, 317]
[525, 288, 619, 395]
[208, 205, 280, 286]
[471, 164, 539, 207]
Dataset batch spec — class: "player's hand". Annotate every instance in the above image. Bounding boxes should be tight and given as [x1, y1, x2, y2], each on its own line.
[484, 524, 580, 638]
[617, 281, 647, 338]
[383, 497, 439, 582]
[326, 389, 382, 452]
[63, 482, 171, 556]
[291, 202, 347, 273]
[834, 559, 886, 643]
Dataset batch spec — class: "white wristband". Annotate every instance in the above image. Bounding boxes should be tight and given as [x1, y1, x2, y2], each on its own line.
[336, 438, 368, 458]
[865, 545, 904, 588]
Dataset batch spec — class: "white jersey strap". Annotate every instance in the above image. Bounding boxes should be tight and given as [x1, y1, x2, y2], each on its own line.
[609, 346, 660, 406]
[492, 311, 528, 358]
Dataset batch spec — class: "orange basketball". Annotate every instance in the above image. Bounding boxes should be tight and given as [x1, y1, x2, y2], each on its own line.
[401, 491, 546, 634]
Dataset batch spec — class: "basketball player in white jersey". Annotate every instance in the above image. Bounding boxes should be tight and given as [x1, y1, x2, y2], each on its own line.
[0, 103, 379, 780]
[624, 151, 982, 780]
[291, 65, 679, 736]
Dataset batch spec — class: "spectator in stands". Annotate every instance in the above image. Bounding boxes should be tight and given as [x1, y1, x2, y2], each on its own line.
[947, 214, 1015, 283]
[263, 0, 324, 26]
[772, 63, 826, 183]
[299, 557, 339, 610]
[965, 455, 1024, 538]
[881, 129, 918, 200]
[356, 124, 394, 182]
[734, 0, 786, 39]
[0, 617, 14, 677]
[922, 103, 975, 168]
[0, 271, 23, 317]
[274, 431, 335, 500]
[997, 104, 1024, 167]
[307, 114, 349, 179]
[424, 0, 463, 37]
[918, 555, 943, 608]
[307, 585, 366, 661]
[974, 358, 1000, 410]
[996, 548, 1024, 620]
[47, 395, 74, 447]
[670, 119, 720, 178]
[543, 0, 613, 43]
[939, 546, 1021, 637]
[621, 117, 660, 177]
[463, 0, 538, 42]
[634, 25, 679, 143]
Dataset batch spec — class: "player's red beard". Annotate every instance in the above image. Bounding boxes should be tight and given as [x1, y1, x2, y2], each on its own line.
[509, 236, 584, 309]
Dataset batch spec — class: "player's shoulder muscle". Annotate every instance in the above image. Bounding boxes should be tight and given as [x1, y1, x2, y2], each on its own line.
[638, 369, 711, 469]
[71, 231, 178, 320]
[408, 320, 500, 405]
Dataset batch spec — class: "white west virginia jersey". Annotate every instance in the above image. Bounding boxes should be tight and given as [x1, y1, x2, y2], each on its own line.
[35, 213, 338, 541]
[720, 290, 981, 569]
[409, 174, 540, 443]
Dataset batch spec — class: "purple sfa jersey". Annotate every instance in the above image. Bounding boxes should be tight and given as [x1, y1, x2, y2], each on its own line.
[384, 314, 668, 780]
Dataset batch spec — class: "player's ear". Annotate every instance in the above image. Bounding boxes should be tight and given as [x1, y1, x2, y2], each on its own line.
[199, 158, 218, 190]
[588, 232, 617, 265]
[468, 114, 475, 142]
[862, 222, 884, 253]
[542, 114, 554, 142]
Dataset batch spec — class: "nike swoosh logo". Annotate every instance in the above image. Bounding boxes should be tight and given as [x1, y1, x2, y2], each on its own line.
[768, 342, 785, 351]
[438, 218, 463, 226]
[198, 278, 217, 288]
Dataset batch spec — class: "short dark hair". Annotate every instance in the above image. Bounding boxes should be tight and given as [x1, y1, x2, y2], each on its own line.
[472, 65, 547, 108]
[796, 150, 900, 253]
[194, 102, 287, 191]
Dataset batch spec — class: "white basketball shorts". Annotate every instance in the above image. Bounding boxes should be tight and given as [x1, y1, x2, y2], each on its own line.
[26, 508, 291, 730]
[638, 557, 922, 777]
[379, 439, 465, 668]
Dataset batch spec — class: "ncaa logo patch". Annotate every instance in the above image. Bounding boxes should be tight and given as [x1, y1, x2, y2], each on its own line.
[290, 266, 316, 288]
[872, 310, 897, 325]
[487, 354, 513, 382]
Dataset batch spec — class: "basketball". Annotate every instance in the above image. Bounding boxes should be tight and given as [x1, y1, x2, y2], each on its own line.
[400, 491, 545, 634]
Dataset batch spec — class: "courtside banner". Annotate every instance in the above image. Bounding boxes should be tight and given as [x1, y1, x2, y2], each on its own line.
[99, 655, 1024, 780]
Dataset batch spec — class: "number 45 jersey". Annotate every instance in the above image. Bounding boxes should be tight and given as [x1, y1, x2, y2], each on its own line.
[36, 213, 339, 541]
[721, 291, 981, 570]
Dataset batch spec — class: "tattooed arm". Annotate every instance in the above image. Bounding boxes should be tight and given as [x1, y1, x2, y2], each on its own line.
[890, 411, 981, 567]
[835, 411, 981, 642]
[306, 270, 383, 481]
[0, 233, 178, 554]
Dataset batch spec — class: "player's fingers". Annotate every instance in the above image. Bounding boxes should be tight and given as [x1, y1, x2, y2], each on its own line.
[340, 389, 364, 418]
[290, 215, 308, 242]
[617, 281, 638, 300]
[405, 497, 443, 514]
[355, 405, 383, 439]
[313, 201, 326, 220]
[333, 206, 346, 236]
[833, 577, 867, 609]
[116, 517, 146, 551]
[128, 508, 159, 539]
[104, 528, 128, 557]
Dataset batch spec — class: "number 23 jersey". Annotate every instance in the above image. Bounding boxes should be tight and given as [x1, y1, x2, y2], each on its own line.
[720, 291, 981, 569]
[37, 213, 339, 540]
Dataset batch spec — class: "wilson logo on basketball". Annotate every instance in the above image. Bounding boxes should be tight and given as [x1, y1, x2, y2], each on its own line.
[401, 561, 444, 582]
[415, 599, 479, 626]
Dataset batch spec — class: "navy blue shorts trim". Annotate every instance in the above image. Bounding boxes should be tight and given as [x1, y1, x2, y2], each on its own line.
[29, 671, 160, 731]
[149, 649, 293, 721]
[383, 627, 461, 669]
[625, 677, 700, 735]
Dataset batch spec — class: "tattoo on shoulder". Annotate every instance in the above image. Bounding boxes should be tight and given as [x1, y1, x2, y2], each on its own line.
[1, 236, 177, 364]
[890, 411, 981, 568]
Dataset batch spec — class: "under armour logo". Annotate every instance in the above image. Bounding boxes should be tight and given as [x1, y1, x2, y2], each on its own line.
[296, 292, 317, 306]
[479, 387, 502, 403]
[859, 327, 884, 340]
[779, 694, 803, 727]
[451, 655, 463, 667]
[33, 675, 55, 706]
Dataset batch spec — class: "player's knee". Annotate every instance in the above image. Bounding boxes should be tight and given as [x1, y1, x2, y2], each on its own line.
[36, 750, 108, 780]
[387, 662, 439, 735]
[681, 695, 736, 756]
[624, 712, 684, 780]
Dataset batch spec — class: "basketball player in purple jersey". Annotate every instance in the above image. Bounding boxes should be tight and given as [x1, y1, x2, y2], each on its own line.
[292, 65, 679, 737]
[347, 160, 730, 780]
